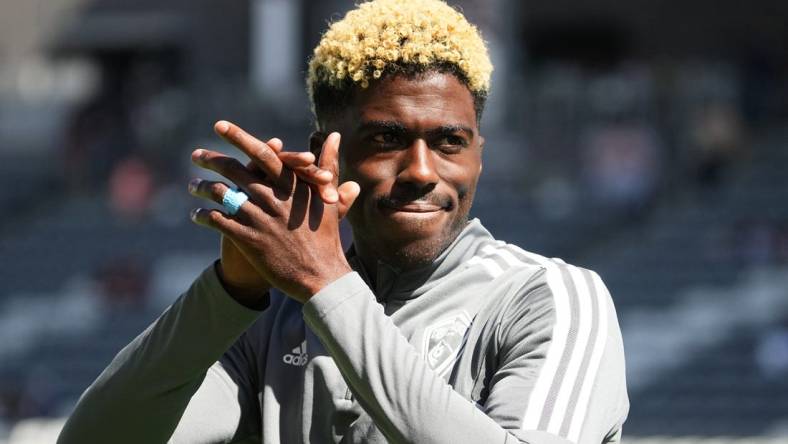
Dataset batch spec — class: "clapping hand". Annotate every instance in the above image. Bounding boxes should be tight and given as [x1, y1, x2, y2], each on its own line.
[189, 121, 360, 305]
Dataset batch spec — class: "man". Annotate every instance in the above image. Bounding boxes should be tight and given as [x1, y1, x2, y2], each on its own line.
[58, 0, 628, 443]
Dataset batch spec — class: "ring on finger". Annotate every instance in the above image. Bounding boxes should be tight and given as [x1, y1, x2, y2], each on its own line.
[222, 188, 249, 215]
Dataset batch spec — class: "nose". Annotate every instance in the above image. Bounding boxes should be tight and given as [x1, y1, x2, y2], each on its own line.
[397, 139, 439, 187]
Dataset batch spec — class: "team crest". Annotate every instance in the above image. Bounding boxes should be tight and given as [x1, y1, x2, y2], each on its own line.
[422, 312, 472, 376]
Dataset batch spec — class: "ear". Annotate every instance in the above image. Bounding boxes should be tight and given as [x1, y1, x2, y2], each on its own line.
[309, 131, 328, 158]
[478, 135, 485, 174]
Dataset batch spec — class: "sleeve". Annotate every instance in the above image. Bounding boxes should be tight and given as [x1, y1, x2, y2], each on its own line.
[484, 265, 629, 444]
[57, 263, 266, 444]
[302, 268, 628, 444]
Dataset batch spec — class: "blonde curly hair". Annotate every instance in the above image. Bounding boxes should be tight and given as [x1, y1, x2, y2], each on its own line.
[307, 0, 493, 125]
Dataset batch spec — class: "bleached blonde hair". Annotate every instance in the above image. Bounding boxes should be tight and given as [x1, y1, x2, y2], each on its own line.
[307, 0, 493, 125]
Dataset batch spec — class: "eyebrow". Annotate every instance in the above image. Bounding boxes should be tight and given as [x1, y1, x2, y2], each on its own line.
[356, 120, 407, 134]
[425, 124, 475, 139]
[356, 120, 475, 138]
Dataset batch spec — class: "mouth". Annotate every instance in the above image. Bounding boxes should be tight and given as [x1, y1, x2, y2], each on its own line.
[379, 194, 452, 213]
[381, 201, 444, 213]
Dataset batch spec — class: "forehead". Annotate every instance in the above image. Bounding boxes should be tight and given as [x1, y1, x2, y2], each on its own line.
[350, 73, 478, 132]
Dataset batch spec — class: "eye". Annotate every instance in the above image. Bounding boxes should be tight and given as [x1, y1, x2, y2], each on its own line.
[433, 135, 467, 154]
[370, 133, 402, 148]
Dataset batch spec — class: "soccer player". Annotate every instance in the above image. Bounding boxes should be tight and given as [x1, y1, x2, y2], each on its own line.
[58, 0, 628, 443]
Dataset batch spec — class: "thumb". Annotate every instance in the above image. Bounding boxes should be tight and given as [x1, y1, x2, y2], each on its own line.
[336, 181, 360, 220]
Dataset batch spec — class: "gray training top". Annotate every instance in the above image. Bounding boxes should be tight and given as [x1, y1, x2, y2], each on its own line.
[58, 219, 629, 444]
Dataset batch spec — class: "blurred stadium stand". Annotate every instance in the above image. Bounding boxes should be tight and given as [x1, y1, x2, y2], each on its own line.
[1, 0, 787, 442]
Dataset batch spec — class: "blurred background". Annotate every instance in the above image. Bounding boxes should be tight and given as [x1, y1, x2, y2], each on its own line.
[0, 0, 787, 442]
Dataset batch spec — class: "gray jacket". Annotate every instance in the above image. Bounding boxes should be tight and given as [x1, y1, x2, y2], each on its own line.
[58, 219, 628, 443]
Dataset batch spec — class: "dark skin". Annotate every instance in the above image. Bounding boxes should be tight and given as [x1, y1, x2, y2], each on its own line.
[190, 128, 358, 304]
[190, 72, 483, 304]
[312, 72, 484, 281]
[193, 132, 346, 307]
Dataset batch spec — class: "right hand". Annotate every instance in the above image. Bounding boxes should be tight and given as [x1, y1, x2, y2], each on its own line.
[212, 135, 340, 306]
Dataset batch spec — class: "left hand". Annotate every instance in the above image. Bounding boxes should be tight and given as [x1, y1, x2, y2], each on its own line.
[189, 121, 360, 303]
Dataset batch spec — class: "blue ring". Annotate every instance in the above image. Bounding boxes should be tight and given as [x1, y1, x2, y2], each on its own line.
[222, 188, 249, 215]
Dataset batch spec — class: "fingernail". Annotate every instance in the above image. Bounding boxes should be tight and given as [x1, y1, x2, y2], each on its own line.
[190, 208, 200, 221]
[188, 178, 201, 193]
[215, 120, 230, 134]
[326, 189, 338, 202]
[192, 149, 208, 163]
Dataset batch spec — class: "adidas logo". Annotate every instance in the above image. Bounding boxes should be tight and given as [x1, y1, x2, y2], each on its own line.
[282, 340, 308, 366]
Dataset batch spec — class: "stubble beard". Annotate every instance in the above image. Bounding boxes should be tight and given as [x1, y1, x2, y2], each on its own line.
[386, 212, 470, 270]
[349, 187, 475, 272]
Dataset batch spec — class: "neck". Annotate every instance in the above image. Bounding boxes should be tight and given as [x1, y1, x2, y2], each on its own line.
[347, 220, 489, 299]
[356, 247, 380, 288]
[351, 238, 433, 288]
[351, 229, 469, 288]
[352, 239, 402, 289]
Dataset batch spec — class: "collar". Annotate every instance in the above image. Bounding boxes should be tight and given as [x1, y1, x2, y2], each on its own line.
[346, 218, 494, 302]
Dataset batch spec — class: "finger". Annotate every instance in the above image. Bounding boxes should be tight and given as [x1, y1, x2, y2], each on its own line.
[336, 180, 360, 220]
[315, 132, 341, 203]
[245, 138, 284, 176]
[188, 178, 249, 212]
[280, 152, 337, 203]
[316, 183, 339, 204]
[279, 151, 333, 185]
[266, 137, 283, 153]
[190, 207, 248, 240]
[191, 148, 260, 187]
[214, 120, 286, 187]
[191, 149, 281, 211]
[278, 151, 317, 168]
[318, 132, 341, 180]
[292, 164, 333, 184]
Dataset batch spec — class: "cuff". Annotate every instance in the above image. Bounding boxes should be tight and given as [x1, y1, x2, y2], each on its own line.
[192, 263, 269, 325]
[303, 272, 370, 321]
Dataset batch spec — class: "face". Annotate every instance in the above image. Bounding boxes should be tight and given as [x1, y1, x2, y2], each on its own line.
[319, 72, 484, 270]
